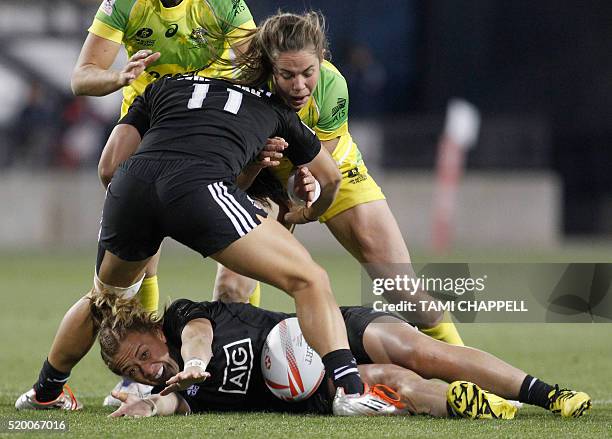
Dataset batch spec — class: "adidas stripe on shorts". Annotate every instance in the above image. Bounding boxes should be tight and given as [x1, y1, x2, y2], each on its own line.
[98, 156, 267, 261]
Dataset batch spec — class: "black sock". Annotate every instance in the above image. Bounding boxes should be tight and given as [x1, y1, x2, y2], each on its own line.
[518, 374, 554, 409]
[321, 349, 364, 395]
[33, 359, 70, 402]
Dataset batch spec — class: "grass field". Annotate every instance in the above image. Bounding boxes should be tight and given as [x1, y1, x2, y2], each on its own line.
[0, 247, 611, 438]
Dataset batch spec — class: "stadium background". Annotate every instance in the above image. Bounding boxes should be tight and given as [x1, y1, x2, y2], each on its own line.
[0, 1, 610, 437]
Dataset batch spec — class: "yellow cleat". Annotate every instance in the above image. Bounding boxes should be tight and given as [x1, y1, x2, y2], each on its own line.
[547, 385, 592, 418]
[447, 381, 517, 420]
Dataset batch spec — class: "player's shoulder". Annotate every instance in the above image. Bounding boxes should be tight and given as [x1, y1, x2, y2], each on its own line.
[203, 0, 251, 18]
[313, 60, 348, 103]
[164, 298, 222, 321]
[96, 0, 140, 19]
[319, 60, 347, 85]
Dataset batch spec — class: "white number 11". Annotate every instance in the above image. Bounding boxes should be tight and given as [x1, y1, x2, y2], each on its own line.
[187, 84, 243, 115]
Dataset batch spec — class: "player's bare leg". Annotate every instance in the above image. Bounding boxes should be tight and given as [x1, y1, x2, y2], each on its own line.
[325, 200, 463, 344]
[362, 316, 525, 398]
[212, 264, 257, 303]
[212, 216, 364, 395]
[358, 364, 448, 417]
[212, 217, 346, 356]
[363, 317, 591, 417]
[16, 251, 152, 410]
[47, 251, 151, 374]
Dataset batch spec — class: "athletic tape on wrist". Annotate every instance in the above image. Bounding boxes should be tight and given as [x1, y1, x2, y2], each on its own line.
[184, 358, 207, 374]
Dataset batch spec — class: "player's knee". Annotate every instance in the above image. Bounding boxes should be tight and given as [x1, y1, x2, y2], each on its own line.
[354, 230, 386, 261]
[214, 276, 253, 304]
[215, 285, 251, 303]
[285, 263, 331, 297]
[407, 342, 444, 379]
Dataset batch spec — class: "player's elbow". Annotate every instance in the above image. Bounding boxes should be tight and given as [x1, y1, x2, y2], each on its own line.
[98, 160, 114, 188]
[71, 74, 87, 96]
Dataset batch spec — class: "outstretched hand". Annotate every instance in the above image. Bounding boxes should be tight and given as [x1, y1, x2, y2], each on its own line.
[108, 391, 154, 418]
[159, 367, 211, 396]
[119, 50, 161, 86]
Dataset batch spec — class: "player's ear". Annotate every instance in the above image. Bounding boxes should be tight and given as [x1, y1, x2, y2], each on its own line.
[153, 326, 167, 343]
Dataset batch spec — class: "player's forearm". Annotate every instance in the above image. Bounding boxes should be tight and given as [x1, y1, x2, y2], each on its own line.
[303, 175, 339, 220]
[147, 393, 190, 416]
[71, 64, 123, 96]
[180, 319, 214, 367]
[98, 124, 143, 188]
[236, 163, 262, 190]
[299, 145, 341, 220]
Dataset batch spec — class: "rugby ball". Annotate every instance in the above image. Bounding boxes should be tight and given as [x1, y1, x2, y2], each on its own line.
[287, 170, 321, 206]
[261, 317, 325, 402]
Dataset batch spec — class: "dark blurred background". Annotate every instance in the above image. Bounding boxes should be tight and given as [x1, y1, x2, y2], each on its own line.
[0, 0, 611, 237]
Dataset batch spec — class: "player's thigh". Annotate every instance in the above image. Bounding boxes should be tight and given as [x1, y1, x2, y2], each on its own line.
[362, 315, 427, 367]
[325, 199, 411, 264]
[97, 250, 152, 288]
[98, 162, 164, 284]
[212, 217, 327, 294]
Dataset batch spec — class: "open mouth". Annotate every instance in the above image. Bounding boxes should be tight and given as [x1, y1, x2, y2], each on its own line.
[291, 95, 309, 106]
[154, 365, 164, 380]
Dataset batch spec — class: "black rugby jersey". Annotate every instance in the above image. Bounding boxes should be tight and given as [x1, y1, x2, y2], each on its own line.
[157, 299, 331, 414]
[119, 75, 321, 181]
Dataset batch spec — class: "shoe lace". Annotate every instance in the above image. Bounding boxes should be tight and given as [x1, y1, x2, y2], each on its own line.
[452, 382, 497, 419]
[62, 385, 79, 409]
[549, 385, 574, 407]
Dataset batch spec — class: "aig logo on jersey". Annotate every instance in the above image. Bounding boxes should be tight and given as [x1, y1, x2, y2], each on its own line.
[218, 338, 253, 394]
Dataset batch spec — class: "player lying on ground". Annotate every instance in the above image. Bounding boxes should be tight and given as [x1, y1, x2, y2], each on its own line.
[97, 297, 591, 418]
[15, 74, 374, 410]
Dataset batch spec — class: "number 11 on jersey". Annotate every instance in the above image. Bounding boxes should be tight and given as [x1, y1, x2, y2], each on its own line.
[188, 84, 243, 115]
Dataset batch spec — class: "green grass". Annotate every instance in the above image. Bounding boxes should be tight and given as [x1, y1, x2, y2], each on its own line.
[0, 247, 611, 438]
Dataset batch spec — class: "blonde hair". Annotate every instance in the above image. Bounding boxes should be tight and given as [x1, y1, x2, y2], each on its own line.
[89, 287, 161, 375]
[211, 11, 329, 87]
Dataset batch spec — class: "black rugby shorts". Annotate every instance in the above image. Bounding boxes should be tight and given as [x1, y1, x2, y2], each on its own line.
[98, 157, 267, 261]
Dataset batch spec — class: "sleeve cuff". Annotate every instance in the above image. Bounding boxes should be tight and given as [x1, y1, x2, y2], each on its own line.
[88, 19, 124, 44]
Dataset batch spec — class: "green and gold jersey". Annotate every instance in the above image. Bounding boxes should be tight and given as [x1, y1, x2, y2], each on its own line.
[89, 0, 255, 116]
[269, 60, 366, 190]
[295, 60, 349, 141]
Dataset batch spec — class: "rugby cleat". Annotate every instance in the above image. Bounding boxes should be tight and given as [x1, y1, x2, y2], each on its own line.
[447, 381, 516, 420]
[15, 385, 81, 411]
[547, 385, 592, 418]
[103, 378, 153, 407]
[332, 384, 408, 416]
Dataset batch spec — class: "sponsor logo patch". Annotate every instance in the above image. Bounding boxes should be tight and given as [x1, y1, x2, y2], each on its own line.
[231, 0, 246, 17]
[218, 338, 253, 394]
[165, 24, 178, 37]
[331, 97, 347, 122]
[136, 28, 154, 38]
[186, 384, 200, 396]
